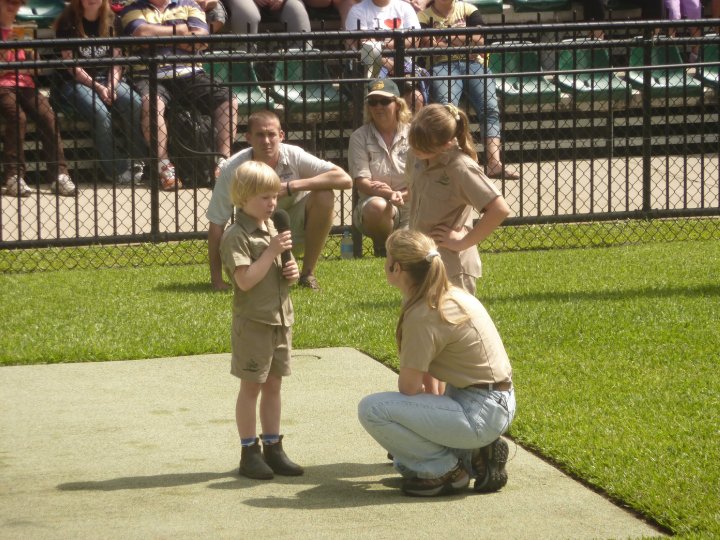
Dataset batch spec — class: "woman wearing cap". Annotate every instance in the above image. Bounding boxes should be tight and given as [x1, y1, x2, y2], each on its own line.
[358, 228, 515, 497]
[348, 79, 412, 257]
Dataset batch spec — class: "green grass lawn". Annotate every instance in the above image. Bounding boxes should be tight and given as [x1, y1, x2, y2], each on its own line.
[1, 238, 718, 538]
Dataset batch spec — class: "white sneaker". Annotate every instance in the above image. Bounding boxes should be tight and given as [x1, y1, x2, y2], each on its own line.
[116, 169, 133, 185]
[51, 173, 76, 196]
[4, 175, 31, 197]
[132, 162, 145, 184]
[159, 163, 182, 191]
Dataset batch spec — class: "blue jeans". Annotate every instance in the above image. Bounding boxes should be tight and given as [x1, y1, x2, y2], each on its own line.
[358, 385, 515, 479]
[51, 78, 145, 177]
[430, 61, 502, 140]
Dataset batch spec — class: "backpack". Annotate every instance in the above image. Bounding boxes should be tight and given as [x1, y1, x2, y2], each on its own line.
[167, 105, 216, 188]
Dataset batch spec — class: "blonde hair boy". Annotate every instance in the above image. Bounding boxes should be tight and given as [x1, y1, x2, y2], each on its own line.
[230, 160, 282, 209]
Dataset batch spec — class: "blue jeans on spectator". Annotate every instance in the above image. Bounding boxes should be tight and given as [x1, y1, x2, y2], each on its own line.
[430, 60, 502, 140]
[358, 385, 515, 479]
[51, 78, 145, 178]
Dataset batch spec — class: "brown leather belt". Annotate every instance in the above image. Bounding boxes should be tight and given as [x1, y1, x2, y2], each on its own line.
[467, 381, 513, 392]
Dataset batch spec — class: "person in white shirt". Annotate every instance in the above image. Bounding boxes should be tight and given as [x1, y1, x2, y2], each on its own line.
[345, 0, 419, 75]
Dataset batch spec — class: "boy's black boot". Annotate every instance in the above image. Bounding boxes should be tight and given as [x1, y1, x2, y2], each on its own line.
[239, 438, 274, 480]
[262, 435, 304, 476]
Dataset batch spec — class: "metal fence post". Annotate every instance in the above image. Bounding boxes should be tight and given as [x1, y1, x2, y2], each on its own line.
[641, 28, 653, 215]
[394, 28, 406, 80]
[148, 43, 160, 241]
[351, 55, 364, 258]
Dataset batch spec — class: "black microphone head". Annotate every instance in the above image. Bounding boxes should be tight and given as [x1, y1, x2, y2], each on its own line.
[272, 209, 291, 233]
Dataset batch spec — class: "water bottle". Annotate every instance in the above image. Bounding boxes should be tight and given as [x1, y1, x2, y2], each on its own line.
[340, 231, 354, 260]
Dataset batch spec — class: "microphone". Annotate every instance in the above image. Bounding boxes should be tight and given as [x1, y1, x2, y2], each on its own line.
[272, 209, 292, 267]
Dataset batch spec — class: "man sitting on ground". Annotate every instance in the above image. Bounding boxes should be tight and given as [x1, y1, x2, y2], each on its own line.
[120, 0, 237, 190]
[207, 110, 352, 291]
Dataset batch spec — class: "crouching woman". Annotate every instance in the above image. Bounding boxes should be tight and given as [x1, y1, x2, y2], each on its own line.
[358, 229, 515, 497]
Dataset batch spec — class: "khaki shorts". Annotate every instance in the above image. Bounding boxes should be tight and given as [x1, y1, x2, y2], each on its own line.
[352, 196, 409, 235]
[230, 318, 292, 383]
[286, 195, 307, 258]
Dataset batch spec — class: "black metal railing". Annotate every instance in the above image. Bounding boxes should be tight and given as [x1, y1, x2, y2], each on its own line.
[0, 20, 718, 270]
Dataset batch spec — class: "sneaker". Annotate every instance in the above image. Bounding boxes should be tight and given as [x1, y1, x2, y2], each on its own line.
[298, 273, 320, 291]
[51, 173, 76, 196]
[159, 163, 182, 191]
[116, 169, 133, 185]
[132, 162, 145, 184]
[4, 175, 31, 197]
[401, 461, 470, 497]
[473, 437, 509, 493]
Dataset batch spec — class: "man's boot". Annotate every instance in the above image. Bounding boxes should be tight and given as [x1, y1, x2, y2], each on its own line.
[239, 438, 274, 479]
[262, 435, 304, 476]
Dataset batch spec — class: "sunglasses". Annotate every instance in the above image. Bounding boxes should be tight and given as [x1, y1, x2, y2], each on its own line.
[367, 97, 394, 107]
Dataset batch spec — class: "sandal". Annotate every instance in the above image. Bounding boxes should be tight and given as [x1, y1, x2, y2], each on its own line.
[486, 166, 520, 180]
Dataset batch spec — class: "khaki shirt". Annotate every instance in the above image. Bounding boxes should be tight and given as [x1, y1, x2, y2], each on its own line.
[219, 211, 294, 326]
[407, 146, 501, 279]
[348, 123, 410, 203]
[400, 288, 512, 388]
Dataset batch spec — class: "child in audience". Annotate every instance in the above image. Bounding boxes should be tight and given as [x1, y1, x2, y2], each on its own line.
[219, 160, 304, 480]
[52, 0, 146, 185]
[406, 103, 510, 296]
[1, 0, 76, 197]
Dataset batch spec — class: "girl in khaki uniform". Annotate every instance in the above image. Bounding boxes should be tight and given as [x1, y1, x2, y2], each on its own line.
[358, 229, 516, 497]
[407, 104, 510, 296]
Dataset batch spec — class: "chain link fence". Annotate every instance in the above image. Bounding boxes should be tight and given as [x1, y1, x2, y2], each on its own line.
[1, 20, 718, 272]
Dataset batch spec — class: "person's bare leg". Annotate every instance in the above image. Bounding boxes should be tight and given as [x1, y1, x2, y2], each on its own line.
[485, 137, 519, 180]
[259, 375, 282, 437]
[361, 198, 395, 248]
[236, 380, 261, 439]
[214, 97, 237, 158]
[142, 95, 169, 160]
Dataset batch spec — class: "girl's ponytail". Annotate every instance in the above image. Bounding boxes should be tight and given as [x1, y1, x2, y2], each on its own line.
[452, 107, 477, 162]
[409, 104, 477, 162]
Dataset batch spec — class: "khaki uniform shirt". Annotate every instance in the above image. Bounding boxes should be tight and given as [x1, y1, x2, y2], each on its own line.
[348, 122, 410, 203]
[400, 288, 512, 388]
[219, 211, 294, 326]
[407, 146, 501, 279]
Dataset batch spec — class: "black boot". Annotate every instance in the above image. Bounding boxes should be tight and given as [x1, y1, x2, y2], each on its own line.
[239, 438, 274, 479]
[262, 435, 304, 476]
[473, 438, 509, 493]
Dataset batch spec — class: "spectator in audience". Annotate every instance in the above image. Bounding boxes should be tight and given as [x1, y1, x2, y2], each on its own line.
[302, 0, 356, 29]
[418, 0, 519, 180]
[348, 79, 411, 256]
[345, 0, 428, 111]
[221, 0, 310, 39]
[207, 110, 352, 291]
[52, 0, 147, 185]
[120, 0, 237, 190]
[664, 0, 701, 61]
[201, 0, 227, 32]
[1, 0, 76, 197]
